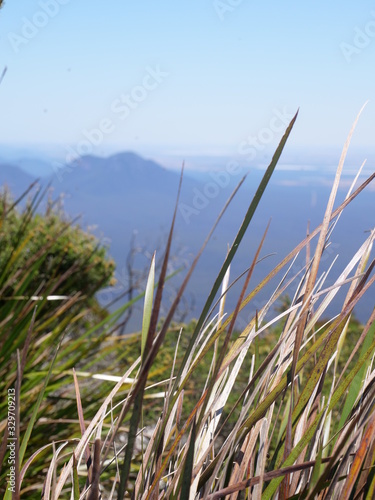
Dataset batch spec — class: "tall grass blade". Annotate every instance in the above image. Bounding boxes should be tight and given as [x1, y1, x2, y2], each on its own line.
[19, 338, 62, 466]
[54, 358, 140, 496]
[72, 453, 80, 500]
[185, 111, 298, 368]
[179, 418, 196, 500]
[284, 103, 368, 481]
[106, 168, 247, 488]
[141, 252, 155, 360]
[72, 368, 92, 484]
[87, 438, 101, 500]
[263, 282, 375, 498]
[340, 403, 375, 499]
[117, 168, 184, 499]
[337, 309, 375, 432]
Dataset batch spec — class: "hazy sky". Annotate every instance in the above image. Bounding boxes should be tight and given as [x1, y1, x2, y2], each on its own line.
[1, 1, 375, 164]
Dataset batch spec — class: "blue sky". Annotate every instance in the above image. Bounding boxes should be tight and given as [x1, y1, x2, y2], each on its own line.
[1, 1, 375, 167]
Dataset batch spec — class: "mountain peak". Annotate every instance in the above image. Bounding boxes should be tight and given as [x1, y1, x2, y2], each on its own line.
[66, 151, 167, 175]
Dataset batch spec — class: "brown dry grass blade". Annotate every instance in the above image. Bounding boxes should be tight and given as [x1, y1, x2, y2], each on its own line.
[87, 438, 101, 500]
[354, 432, 375, 499]
[105, 171, 246, 492]
[198, 219, 271, 427]
[116, 166, 184, 498]
[205, 456, 333, 499]
[282, 103, 368, 495]
[0, 306, 36, 477]
[72, 368, 92, 485]
[340, 407, 375, 500]
[140, 177, 248, 499]
[14, 307, 37, 498]
[143, 165, 184, 361]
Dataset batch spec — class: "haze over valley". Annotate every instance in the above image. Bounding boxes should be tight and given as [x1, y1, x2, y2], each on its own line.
[1, 151, 373, 330]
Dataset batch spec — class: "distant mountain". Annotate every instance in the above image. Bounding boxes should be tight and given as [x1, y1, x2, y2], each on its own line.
[48, 152, 199, 250]
[0, 163, 36, 196]
[51, 152, 186, 197]
[16, 158, 54, 177]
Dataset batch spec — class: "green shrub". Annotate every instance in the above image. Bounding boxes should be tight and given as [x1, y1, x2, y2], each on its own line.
[0, 185, 120, 495]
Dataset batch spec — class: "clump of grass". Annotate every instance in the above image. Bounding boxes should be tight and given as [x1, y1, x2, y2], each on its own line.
[0, 185, 136, 497]
[4, 107, 375, 499]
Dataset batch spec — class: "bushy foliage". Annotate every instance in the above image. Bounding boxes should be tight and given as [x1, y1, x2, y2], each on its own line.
[0, 185, 118, 496]
[0, 187, 115, 307]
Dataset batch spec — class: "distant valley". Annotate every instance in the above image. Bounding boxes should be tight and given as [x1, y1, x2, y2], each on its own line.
[1, 152, 374, 330]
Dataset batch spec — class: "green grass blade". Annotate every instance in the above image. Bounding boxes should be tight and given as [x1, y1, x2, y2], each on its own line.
[117, 168, 184, 500]
[188, 110, 299, 353]
[338, 315, 375, 432]
[141, 252, 155, 361]
[263, 310, 375, 499]
[72, 453, 80, 500]
[179, 418, 197, 500]
[18, 338, 62, 466]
